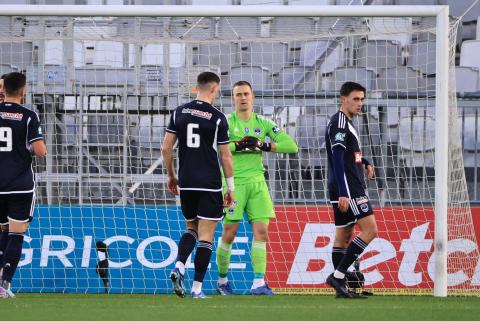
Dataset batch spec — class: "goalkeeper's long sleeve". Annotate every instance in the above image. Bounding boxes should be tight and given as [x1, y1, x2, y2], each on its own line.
[272, 131, 298, 153]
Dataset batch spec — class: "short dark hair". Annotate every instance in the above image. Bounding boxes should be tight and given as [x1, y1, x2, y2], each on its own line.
[0, 74, 6, 80]
[232, 80, 253, 92]
[340, 81, 366, 97]
[197, 71, 220, 91]
[4, 72, 26, 97]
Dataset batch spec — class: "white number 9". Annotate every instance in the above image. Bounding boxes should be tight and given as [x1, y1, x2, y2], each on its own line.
[0, 127, 12, 152]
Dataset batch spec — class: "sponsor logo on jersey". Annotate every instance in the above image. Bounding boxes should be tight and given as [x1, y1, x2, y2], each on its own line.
[355, 196, 369, 205]
[272, 126, 280, 134]
[254, 128, 261, 135]
[0, 112, 23, 121]
[354, 152, 362, 163]
[244, 127, 250, 134]
[335, 132, 346, 142]
[182, 108, 212, 120]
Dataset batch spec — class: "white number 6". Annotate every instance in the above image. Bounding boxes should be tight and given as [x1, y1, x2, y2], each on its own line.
[187, 123, 200, 148]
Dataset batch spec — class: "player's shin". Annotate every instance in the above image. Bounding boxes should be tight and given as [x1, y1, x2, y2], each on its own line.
[175, 229, 198, 275]
[332, 247, 347, 270]
[335, 236, 368, 278]
[216, 240, 232, 283]
[0, 228, 8, 276]
[192, 240, 213, 294]
[1, 232, 24, 286]
[251, 239, 267, 288]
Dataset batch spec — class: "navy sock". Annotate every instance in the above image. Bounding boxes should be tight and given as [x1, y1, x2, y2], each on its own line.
[0, 230, 9, 266]
[2, 233, 24, 283]
[194, 241, 213, 283]
[332, 247, 347, 270]
[337, 237, 368, 274]
[176, 229, 198, 265]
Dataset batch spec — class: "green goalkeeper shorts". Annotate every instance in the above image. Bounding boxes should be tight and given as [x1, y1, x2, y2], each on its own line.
[223, 180, 275, 225]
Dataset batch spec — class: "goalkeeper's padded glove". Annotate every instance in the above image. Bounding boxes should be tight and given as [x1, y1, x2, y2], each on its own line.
[242, 136, 272, 152]
[234, 136, 252, 152]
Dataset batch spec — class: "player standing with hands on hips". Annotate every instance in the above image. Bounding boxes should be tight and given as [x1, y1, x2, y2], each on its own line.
[325, 81, 377, 298]
[162, 72, 234, 299]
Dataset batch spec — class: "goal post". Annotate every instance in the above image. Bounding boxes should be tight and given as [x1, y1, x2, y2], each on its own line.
[1, 4, 477, 297]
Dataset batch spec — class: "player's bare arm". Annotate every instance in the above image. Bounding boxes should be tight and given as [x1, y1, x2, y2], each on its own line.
[161, 131, 179, 195]
[31, 140, 47, 157]
[219, 143, 234, 207]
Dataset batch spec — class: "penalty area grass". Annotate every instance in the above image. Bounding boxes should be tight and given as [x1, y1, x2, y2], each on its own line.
[1, 293, 480, 321]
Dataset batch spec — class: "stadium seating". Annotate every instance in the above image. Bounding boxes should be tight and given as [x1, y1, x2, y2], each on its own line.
[1, 0, 479, 203]
[406, 40, 436, 75]
[462, 115, 480, 168]
[356, 40, 402, 71]
[273, 66, 317, 93]
[460, 40, 480, 69]
[329, 67, 376, 92]
[238, 42, 288, 75]
[455, 66, 480, 94]
[398, 115, 435, 168]
[193, 43, 238, 73]
[366, 17, 413, 46]
[0, 42, 34, 68]
[222, 65, 271, 92]
[375, 66, 421, 94]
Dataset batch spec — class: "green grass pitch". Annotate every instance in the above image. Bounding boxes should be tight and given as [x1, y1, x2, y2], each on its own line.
[2, 294, 480, 321]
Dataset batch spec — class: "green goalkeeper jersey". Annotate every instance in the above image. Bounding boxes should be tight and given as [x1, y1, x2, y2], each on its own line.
[228, 111, 298, 185]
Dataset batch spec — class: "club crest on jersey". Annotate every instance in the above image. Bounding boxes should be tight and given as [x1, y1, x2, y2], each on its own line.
[360, 203, 369, 213]
[335, 132, 346, 142]
[227, 201, 237, 215]
[0, 112, 23, 121]
[244, 127, 250, 134]
[272, 126, 280, 134]
[254, 128, 261, 135]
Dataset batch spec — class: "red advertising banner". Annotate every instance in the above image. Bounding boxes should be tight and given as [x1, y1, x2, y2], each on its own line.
[267, 207, 480, 291]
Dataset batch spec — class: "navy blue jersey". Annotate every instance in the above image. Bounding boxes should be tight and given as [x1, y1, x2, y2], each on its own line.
[0, 102, 44, 193]
[166, 100, 229, 191]
[325, 111, 365, 200]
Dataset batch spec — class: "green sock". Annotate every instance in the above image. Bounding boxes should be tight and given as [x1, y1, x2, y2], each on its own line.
[251, 240, 267, 279]
[216, 240, 232, 278]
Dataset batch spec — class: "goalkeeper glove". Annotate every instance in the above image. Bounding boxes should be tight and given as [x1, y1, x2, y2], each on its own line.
[234, 136, 253, 152]
[242, 136, 272, 152]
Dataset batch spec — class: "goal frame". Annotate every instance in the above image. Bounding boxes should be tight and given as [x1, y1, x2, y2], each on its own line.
[0, 4, 450, 297]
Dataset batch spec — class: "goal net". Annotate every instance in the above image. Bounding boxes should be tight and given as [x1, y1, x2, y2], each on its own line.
[1, 6, 478, 296]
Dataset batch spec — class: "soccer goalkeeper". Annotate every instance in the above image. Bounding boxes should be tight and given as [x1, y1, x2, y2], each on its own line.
[216, 81, 298, 295]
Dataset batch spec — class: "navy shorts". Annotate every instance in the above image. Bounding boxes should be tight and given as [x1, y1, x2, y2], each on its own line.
[179, 190, 224, 222]
[331, 195, 374, 227]
[0, 192, 36, 225]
